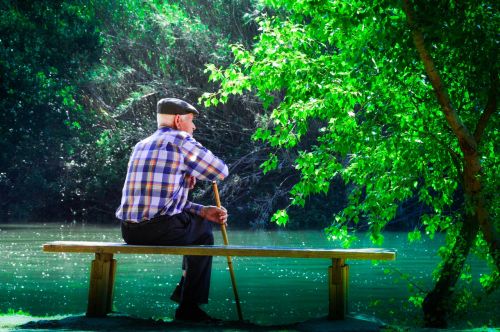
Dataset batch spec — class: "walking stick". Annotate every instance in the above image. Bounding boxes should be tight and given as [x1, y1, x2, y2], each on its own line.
[212, 181, 243, 321]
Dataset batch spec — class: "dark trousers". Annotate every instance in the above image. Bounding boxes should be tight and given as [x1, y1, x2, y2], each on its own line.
[121, 212, 213, 305]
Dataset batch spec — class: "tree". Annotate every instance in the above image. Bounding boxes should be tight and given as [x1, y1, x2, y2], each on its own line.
[0, 0, 102, 220]
[203, 0, 499, 327]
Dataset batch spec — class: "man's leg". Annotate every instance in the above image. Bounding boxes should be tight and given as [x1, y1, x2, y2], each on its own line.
[121, 213, 216, 321]
[180, 215, 214, 305]
[170, 258, 186, 303]
[164, 213, 217, 321]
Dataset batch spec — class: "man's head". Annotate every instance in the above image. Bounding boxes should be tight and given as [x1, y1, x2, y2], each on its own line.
[156, 98, 198, 135]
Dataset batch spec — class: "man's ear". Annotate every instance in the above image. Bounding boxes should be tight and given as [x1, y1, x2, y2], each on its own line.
[173, 114, 180, 129]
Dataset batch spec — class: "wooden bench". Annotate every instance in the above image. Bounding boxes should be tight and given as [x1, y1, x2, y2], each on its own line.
[43, 241, 396, 320]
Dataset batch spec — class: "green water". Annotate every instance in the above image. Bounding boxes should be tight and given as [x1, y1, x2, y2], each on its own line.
[0, 223, 497, 327]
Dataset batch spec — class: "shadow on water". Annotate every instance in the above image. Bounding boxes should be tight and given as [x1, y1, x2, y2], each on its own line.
[16, 313, 384, 332]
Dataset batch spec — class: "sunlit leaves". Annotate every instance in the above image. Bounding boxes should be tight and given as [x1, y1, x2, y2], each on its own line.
[96, 130, 112, 148]
[271, 209, 289, 226]
[260, 153, 278, 174]
[479, 271, 500, 291]
[325, 223, 357, 248]
[203, 3, 499, 308]
[408, 295, 424, 308]
[408, 228, 422, 242]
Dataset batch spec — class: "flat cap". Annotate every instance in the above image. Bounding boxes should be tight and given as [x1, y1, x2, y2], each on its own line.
[157, 98, 199, 115]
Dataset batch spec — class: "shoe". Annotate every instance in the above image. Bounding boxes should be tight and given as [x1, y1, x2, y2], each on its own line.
[175, 304, 221, 323]
[170, 277, 184, 303]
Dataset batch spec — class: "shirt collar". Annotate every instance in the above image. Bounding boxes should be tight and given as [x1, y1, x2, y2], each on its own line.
[157, 126, 192, 139]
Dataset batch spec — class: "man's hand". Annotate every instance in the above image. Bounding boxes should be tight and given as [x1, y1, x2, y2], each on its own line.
[201, 206, 228, 225]
[186, 175, 196, 190]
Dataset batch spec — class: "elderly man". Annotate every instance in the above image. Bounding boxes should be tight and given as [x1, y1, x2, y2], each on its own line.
[116, 98, 228, 322]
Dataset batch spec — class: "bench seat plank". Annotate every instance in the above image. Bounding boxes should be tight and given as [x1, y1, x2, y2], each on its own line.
[43, 241, 396, 260]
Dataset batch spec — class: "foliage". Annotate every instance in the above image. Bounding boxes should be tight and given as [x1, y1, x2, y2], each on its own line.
[0, 0, 102, 221]
[203, 0, 499, 325]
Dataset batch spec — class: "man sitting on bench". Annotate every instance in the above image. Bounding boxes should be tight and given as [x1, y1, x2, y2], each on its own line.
[115, 97, 229, 322]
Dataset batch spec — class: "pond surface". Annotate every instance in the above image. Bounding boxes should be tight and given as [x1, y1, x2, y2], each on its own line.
[0, 223, 497, 328]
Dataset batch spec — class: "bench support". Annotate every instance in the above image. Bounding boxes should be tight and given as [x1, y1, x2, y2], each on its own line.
[87, 253, 116, 317]
[328, 258, 349, 320]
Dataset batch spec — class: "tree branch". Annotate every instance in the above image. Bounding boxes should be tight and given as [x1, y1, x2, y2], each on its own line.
[402, 0, 477, 155]
[407, 93, 463, 183]
[474, 72, 498, 144]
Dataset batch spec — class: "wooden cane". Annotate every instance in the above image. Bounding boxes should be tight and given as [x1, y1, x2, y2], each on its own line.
[212, 181, 243, 321]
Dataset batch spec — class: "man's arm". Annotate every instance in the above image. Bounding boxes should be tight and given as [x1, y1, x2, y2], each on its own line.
[184, 201, 203, 215]
[180, 136, 229, 222]
[180, 136, 229, 181]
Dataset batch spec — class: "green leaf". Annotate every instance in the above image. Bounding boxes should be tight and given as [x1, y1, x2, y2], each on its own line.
[271, 209, 289, 226]
[408, 229, 422, 242]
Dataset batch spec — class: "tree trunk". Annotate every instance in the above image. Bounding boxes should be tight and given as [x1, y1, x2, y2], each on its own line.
[422, 215, 478, 327]
[422, 154, 481, 327]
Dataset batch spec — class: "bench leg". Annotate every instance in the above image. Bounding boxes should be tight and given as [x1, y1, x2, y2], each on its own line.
[106, 257, 117, 314]
[328, 258, 349, 320]
[87, 253, 116, 317]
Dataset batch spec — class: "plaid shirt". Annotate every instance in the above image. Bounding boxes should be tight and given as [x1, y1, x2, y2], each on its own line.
[115, 127, 228, 222]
